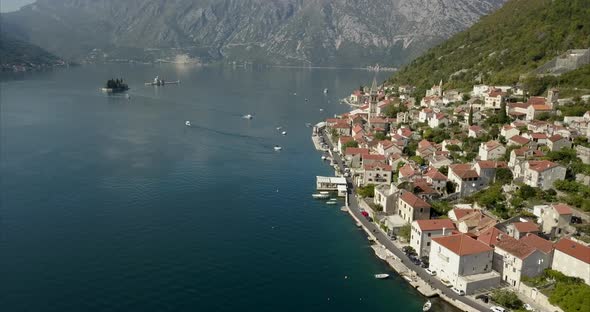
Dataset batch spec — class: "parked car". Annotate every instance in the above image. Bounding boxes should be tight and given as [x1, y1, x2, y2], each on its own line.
[420, 262, 428, 268]
[451, 287, 465, 296]
[475, 294, 489, 303]
[523, 303, 535, 311]
[490, 306, 507, 312]
[441, 279, 453, 287]
[425, 268, 436, 276]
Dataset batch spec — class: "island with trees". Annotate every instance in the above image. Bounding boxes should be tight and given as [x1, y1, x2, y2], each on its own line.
[102, 78, 129, 93]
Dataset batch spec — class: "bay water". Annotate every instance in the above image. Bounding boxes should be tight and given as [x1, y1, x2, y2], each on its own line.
[1, 65, 457, 311]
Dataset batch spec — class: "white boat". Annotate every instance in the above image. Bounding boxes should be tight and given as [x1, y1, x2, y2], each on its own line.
[274, 145, 282, 151]
[319, 191, 330, 195]
[305, 123, 312, 127]
[145, 76, 180, 86]
[185, 121, 191, 126]
[422, 300, 432, 311]
[403, 276, 412, 282]
[374, 274, 389, 279]
[321, 156, 327, 161]
[319, 108, 324, 112]
[330, 198, 337, 201]
[281, 131, 287, 135]
[323, 88, 328, 94]
[243, 114, 253, 119]
[276, 127, 282, 131]
[326, 201, 337, 205]
[312, 193, 330, 199]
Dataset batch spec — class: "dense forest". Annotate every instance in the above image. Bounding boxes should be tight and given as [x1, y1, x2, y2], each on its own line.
[388, 0, 590, 95]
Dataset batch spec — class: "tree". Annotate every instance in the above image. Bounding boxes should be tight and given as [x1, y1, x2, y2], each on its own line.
[491, 289, 523, 310]
[499, 101, 508, 123]
[342, 141, 359, 150]
[357, 184, 375, 198]
[399, 223, 411, 242]
[468, 105, 474, 126]
[495, 168, 513, 184]
[374, 132, 387, 141]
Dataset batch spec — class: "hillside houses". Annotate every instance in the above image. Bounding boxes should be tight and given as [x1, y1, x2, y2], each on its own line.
[318, 78, 590, 297]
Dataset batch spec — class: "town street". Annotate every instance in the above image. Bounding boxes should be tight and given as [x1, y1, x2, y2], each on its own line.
[321, 131, 489, 312]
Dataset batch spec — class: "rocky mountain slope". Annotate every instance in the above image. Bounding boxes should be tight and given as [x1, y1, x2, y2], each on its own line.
[0, 34, 64, 71]
[1, 0, 505, 66]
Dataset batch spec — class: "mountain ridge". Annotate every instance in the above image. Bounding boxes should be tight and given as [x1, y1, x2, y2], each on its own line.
[1, 0, 506, 66]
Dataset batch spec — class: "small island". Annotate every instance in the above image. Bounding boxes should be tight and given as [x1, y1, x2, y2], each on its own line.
[101, 78, 129, 93]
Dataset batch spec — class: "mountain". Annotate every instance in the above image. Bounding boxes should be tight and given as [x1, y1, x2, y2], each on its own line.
[0, 0, 506, 67]
[0, 34, 64, 71]
[388, 0, 590, 94]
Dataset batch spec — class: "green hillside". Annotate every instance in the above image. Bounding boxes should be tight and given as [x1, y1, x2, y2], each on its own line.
[388, 0, 590, 95]
[0, 34, 63, 71]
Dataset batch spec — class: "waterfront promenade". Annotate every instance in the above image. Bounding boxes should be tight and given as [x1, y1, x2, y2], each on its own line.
[319, 131, 488, 312]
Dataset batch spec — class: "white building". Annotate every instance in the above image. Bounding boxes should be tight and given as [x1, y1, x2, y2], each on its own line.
[522, 160, 566, 190]
[494, 239, 551, 289]
[411, 219, 456, 257]
[429, 234, 499, 294]
[552, 238, 590, 285]
[478, 141, 506, 161]
[397, 191, 431, 224]
[539, 203, 573, 238]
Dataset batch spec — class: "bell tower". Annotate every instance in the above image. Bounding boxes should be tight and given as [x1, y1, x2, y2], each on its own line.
[368, 76, 378, 129]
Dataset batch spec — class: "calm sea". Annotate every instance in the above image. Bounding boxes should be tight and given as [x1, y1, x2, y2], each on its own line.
[0, 65, 457, 311]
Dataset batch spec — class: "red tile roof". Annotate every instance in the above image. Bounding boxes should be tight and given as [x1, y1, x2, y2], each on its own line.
[530, 133, 548, 139]
[554, 238, 590, 264]
[363, 154, 386, 161]
[496, 238, 537, 260]
[469, 125, 483, 132]
[548, 134, 565, 142]
[400, 192, 431, 209]
[552, 203, 573, 215]
[452, 208, 476, 220]
[432, 234, 493, 256]
[528, 160, 560, 172]
[339, 136, 353, 144]
[345, 147, 369, 156]
[478, 227, 513, 247]
[399, 164, 417, 178]
[519, 234, 553, 254]
[363, 162, 392, 171]
[527, 97, 546, 105]
[510, 135, 530, 145]
[415, 219, 456, 232]
[425, 167, 447, 180]
[450, 164, 479, 179]
[512, 221, 540, 233]
[477, 161, 507, 169]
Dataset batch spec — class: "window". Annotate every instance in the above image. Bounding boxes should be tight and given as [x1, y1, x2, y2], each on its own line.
[427, 242, 430, 247]
[427, 233, 431, 237]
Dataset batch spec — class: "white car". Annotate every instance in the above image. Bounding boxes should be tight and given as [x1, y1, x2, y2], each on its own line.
[523, 303, 535, 311]
[490, 306, 507, 312]
[451, 287, 465, 296]
[425, 268, 436, 276]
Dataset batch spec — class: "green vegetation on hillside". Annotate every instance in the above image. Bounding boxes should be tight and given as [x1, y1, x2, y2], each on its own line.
[0, 34, 63, 71]
[523, 269, 590, 312]
[388, 0, 590, 94]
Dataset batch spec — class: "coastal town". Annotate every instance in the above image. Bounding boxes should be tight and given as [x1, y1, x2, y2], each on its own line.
[313, 78, 590, 312]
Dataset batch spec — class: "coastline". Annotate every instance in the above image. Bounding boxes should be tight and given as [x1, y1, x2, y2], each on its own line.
[312, 129, 483, 312]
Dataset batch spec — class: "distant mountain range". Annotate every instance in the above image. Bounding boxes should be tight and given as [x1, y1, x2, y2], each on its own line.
[1, 0, 506, 67]
[389, 0, 590, 94]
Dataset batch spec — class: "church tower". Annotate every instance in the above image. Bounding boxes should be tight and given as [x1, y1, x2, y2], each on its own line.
[368, 76, 378, 129]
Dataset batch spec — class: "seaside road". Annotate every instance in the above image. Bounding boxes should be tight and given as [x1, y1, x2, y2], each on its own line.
[320, 131, 489, 312]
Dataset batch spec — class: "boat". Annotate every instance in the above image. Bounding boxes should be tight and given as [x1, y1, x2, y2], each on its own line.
[321, 156, 327, 161]
[274, 145, 282, 151]
[305, 123, 312, 128]
[319, 191, 330, 195]
[330, 198, 337, 201]
[281, 131, 287, 135]
[312, 193, 330, 199]
[185, 121, 191, 127]
[340, 207, 348, 212]
[374, 274, 389, 279]
[326, 201, 337, 205]
[145, 76, 180, 86]
[323, 88, 329, 94]
[319, 108, 324, 112]
[243, 114, 253, 119]
[276, 127, 282, 131]
[355, 222, 362, 227]
[422, 300, 432, 311]
[403, 276, 412, 282]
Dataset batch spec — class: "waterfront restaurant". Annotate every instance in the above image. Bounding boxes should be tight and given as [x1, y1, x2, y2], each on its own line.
[316, 176, 348, 196]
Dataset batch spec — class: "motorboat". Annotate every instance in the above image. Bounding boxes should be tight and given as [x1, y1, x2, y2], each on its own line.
[243, 114, 253, 119]
[312, 193, 330, 199]
[326, 201, 337, 205]
[323, 88, 328, 94]
[305, 123, 312, 128]
[276, 126, 282, 131]
[319, 108, 324, 112]
[321, 155, 328, 161]
[185, 121, 191, 126]
[274, 145, 282, 151]
[374, 274, 389, 279]
[330, 198, 337, 201]
[281, 131, 287, 135]
[319, 191, 330, 195]
[145, 76, 180, 86]
[422, 300, 432, 311]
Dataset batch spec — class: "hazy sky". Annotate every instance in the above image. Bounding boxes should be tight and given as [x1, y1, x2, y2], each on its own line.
[1, 0, 36, 12]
